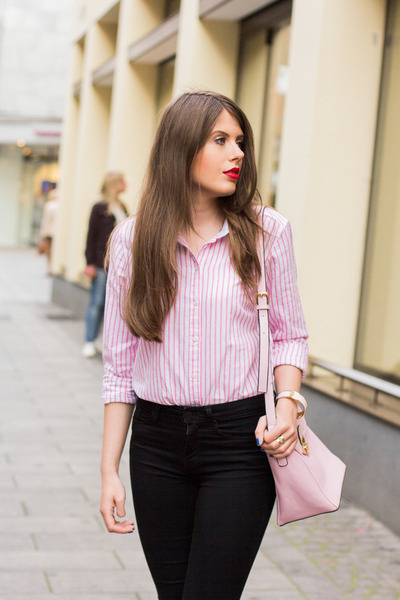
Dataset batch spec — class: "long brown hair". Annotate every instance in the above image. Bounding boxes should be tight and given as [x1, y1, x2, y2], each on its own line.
[125, 91, 263, 342]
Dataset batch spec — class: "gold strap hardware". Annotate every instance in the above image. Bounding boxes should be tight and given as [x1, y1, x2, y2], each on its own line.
[301, 435, 310, 456]
[256, 291, 269, 305]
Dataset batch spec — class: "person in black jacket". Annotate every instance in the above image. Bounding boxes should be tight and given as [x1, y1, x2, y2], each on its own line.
[82, 172, 128, 358]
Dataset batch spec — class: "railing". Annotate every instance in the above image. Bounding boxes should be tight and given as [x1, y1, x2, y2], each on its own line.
[307, 357, 400, 406]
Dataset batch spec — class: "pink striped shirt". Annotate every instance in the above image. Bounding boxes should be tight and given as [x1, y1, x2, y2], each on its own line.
[102, 207, 308, 406]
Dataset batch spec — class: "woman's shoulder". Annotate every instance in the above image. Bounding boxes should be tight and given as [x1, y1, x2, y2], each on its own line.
[111, 216, 136, 249]
[92, 199, 107, 210]
[90, 200, 109, 218]
[254, 204, 289, 236]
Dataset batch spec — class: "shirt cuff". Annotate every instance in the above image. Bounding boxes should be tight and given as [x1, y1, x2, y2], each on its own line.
[272, 340, 309, 380]
[102, 373, 137, 405]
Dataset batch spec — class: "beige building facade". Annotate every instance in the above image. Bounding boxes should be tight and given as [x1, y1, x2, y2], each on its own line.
[53, 0, 400, 384]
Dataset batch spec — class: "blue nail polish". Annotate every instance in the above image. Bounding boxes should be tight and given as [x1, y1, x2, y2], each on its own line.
[256, 438, 261, 446]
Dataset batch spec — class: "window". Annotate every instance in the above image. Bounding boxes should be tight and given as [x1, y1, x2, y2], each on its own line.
[355, 0, 400, 383]
[236, 1, 292, 205]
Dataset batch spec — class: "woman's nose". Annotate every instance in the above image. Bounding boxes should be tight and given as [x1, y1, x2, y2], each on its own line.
[230, 142, 244, 161]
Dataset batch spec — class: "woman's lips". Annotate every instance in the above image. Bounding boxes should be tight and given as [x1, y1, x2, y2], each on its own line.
[223, 168, 239, 180]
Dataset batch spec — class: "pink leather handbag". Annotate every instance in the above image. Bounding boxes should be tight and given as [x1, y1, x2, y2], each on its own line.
[256, 208, 346, 526]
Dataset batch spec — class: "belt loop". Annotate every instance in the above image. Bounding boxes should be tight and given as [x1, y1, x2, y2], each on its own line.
[205, 407, 213, 418]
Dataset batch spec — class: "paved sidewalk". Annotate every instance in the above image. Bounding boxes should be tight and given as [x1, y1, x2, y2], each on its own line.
[0, 248, 399, 600]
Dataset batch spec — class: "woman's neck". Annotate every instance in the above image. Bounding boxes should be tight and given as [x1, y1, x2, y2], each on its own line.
[183, 197, 225, 255]
[191, 197, 223, 230]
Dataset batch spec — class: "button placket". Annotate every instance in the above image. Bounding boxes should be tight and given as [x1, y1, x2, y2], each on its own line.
[190, 256, 201, 399]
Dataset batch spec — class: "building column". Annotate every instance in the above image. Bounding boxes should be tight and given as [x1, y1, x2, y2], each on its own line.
[106, 0, 160, 211]
[277, 0, 386, 365]
[51, 87, 80, 277]
[174, 0, 240, 98]
[56, 22, 112, 283]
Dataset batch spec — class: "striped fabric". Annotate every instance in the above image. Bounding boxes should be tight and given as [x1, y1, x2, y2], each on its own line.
[102, 207, 308, 406]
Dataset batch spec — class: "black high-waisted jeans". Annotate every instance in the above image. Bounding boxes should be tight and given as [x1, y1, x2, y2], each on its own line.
[129, 394, 276, 600]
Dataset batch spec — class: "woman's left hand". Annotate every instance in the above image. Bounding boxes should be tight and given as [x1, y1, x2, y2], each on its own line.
[85, 264, 97, 280]
[254, 397, 298, 459]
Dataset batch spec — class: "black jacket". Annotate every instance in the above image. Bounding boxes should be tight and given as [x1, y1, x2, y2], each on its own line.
[84, 201, 128, 268]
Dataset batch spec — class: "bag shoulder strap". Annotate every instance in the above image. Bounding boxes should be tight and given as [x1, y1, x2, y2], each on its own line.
[256, 206, 276, 430]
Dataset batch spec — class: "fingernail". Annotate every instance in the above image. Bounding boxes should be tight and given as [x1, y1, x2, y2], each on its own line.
[269, 454, 274, 458]
[259, 448, 265, 453]
[256, 438, 261, 446]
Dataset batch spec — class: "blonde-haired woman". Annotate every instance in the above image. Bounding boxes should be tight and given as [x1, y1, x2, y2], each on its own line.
[82, 172, 128, 358]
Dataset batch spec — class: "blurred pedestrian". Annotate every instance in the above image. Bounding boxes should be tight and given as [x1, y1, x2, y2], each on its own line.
[37, 188, 58, 275]
[100, 92, 308, 599]
[82, 172, 128, 358]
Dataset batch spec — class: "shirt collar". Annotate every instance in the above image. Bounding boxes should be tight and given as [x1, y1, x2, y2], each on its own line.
[177, 219, 229, 248]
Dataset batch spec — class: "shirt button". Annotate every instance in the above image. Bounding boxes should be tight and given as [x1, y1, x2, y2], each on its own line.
[191, 373, 197, 380]
[193, 299, 199, 306]
[192, 337, 198, 343]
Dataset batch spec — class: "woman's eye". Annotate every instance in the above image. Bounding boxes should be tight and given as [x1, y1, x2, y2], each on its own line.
[215, 137, 225, 145]
[237, 140, 245, 151]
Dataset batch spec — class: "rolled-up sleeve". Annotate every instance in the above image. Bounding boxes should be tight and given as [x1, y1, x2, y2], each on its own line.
[265, 217, 308, 379]
[102, 219, 139, 404]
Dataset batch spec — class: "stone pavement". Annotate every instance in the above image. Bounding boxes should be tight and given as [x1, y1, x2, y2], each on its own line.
[0, 247, 399, 600]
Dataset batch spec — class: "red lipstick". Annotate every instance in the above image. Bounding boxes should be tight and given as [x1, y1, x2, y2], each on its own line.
[223, 168, 239, 180]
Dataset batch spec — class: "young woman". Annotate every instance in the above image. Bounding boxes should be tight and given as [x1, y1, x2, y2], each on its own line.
[82, 172, 128, 358]
[100, 91, 308, 600]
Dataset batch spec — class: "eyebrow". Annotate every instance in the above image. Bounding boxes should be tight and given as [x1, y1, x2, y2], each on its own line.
[212, 129, 244, 139]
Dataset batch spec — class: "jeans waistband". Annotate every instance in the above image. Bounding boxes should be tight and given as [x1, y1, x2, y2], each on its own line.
[135, 394, 265, 422]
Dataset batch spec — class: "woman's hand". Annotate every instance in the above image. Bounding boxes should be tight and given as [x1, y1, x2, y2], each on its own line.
[85, 265, 97, 280]
[100, 473, 135, 534]
[255, 397, 298, 459]
[100, 403, 135, 534]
